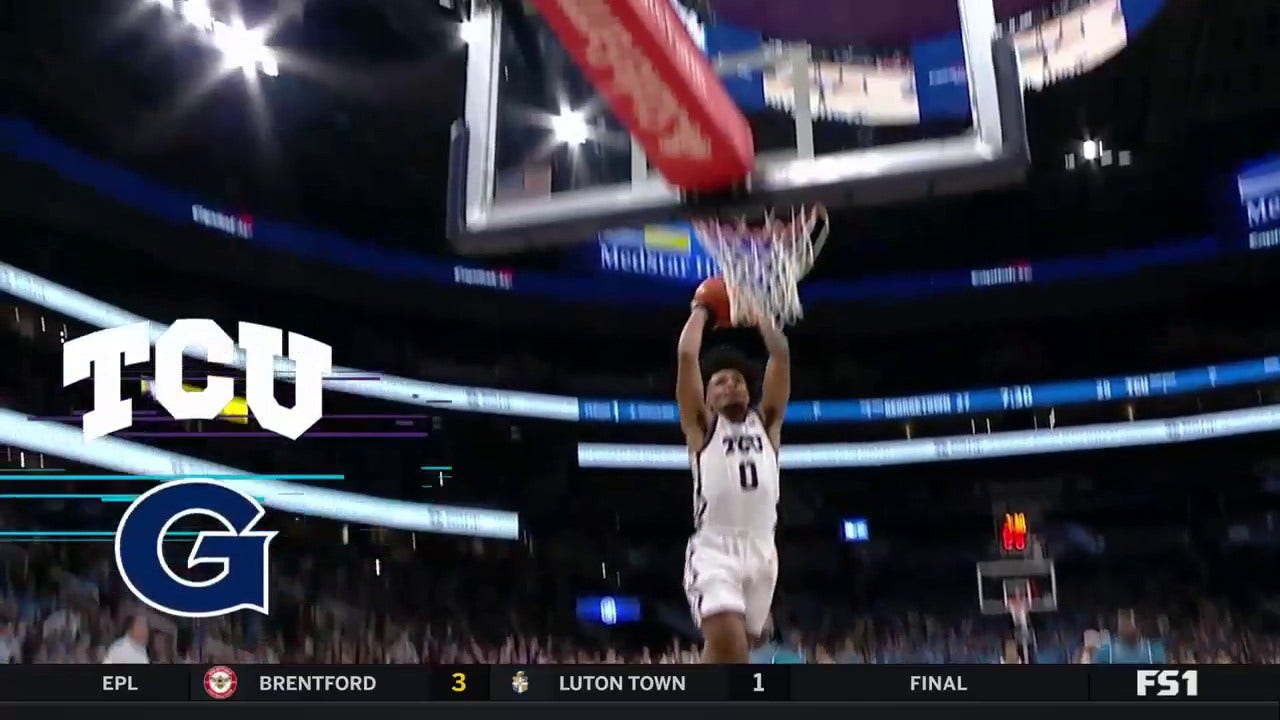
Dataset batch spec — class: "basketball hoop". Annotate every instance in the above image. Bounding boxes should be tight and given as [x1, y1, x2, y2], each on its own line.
[691, 204, 829, 329]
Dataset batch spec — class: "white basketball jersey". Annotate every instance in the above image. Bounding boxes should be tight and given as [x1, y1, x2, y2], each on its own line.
[691, 411, 779, 536]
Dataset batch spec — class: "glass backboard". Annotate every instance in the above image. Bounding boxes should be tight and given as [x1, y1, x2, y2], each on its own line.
[448, 0, 1028, 254]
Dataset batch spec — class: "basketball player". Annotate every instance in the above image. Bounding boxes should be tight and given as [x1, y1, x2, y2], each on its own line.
[677, 300, 790, 663]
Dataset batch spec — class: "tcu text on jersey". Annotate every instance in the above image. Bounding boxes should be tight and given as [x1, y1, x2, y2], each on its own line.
[722, 433, 765, 489]
[63, 319, 332, 440]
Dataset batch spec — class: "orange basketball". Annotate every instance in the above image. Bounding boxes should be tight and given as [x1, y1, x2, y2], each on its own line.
[693, 277, 732, 328]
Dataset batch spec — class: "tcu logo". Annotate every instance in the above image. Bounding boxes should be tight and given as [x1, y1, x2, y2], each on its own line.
[63, 320, 332, 440]
[115, 481, 276, 617]
[722, 435, 764, 454]
[1136, 669, 1198, 697]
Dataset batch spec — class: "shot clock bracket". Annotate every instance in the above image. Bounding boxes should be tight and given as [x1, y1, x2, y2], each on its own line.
[976, 503, 1059, 616]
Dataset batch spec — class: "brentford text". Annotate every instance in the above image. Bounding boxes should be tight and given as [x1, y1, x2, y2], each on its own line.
[259, 675, 378, 692]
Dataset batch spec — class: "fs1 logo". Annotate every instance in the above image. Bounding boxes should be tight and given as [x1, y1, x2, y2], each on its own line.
[115, 481, 276, 618]
[1136, 669, 1198, 697]
[63, 319, 332, 440]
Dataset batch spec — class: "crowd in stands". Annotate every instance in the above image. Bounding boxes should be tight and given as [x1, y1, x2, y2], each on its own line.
[2, 292, 1280, 667]
[3, 274, 1280, 668]
[3, 536, 1280, 666]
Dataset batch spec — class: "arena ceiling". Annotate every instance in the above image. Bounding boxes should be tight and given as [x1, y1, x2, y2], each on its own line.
[1, 0, 1277, 277]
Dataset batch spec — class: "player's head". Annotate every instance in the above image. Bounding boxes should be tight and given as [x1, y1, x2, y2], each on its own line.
[702, 346, 757, 415]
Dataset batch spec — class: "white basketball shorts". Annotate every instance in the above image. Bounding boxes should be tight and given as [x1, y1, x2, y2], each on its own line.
[683, 530, 777, 637]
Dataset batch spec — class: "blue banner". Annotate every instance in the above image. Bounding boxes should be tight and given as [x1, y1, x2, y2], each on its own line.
[1236, 153, 1280, 250]
[911, 32, 970, 122]
[704, 23, 767, 112]
[578, 404, 1280, 470]
[595, 222, 718, 285]
[577, 355, 1280, 424]
[1237, 154, 1280, 226]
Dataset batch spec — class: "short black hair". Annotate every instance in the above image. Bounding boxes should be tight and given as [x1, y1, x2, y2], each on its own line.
[701, 345, 761, 404]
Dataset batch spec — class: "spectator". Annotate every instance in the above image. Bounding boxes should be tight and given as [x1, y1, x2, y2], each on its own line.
[102, 615, 150, 664]
[1089, 609, 1166, 664]
[0, 616, 20, 663]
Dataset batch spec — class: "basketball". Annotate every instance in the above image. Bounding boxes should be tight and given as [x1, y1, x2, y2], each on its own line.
[694, 277, 732, 328]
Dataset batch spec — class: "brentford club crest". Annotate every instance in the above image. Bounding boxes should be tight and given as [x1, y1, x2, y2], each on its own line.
[204, 666, 238, 700]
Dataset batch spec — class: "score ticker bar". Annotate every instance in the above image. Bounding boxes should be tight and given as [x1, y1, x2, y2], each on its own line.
[0, 665, 1275, 702]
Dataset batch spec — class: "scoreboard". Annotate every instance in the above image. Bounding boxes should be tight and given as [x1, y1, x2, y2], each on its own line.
[1, 664, 1278, 719]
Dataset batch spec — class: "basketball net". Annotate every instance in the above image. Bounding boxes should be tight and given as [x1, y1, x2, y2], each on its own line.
[692, 204, 829, 329]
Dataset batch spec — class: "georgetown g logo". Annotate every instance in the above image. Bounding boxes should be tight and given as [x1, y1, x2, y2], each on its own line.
[114, 481, 277, 618]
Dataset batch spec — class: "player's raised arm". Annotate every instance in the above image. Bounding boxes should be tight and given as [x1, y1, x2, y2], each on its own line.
[757, 320, 790, 442]
[676, 304, 711, 447]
